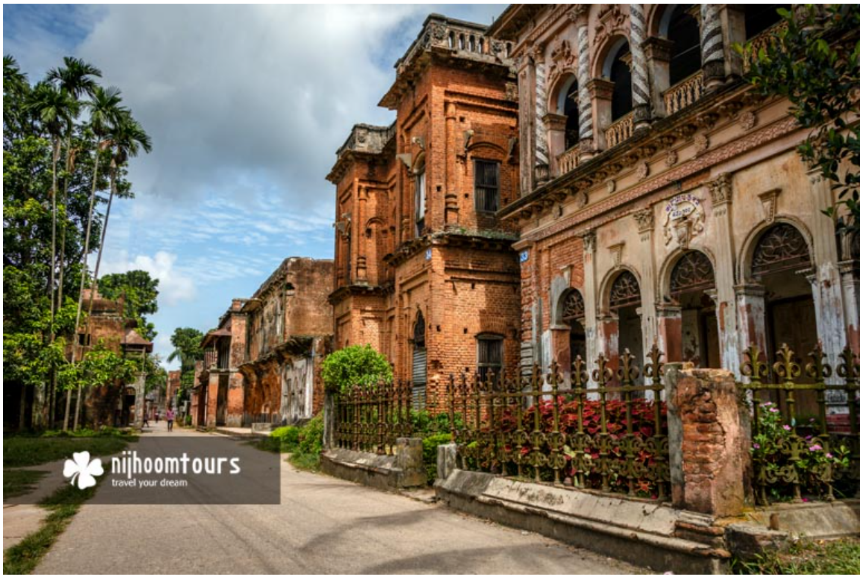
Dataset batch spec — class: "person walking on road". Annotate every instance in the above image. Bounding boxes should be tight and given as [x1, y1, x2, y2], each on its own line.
[166, 408, 175, 432]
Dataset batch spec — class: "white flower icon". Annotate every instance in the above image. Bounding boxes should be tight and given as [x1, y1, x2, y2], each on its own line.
[63, 451, 104, 490]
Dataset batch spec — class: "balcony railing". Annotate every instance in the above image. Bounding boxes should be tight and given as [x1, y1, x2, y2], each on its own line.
[556, 144, 580, 176]
[605, 111, 634, 149]
[664, 71, 704, 116]
[743, 21, 789, 72]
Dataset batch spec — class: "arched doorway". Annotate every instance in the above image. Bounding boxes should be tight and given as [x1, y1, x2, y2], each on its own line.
[411, 312, 427, 409]
[555, 76, 580, 150]
[561, 289, 587, 365]
[609, 270, 644, 384]
[670, 250, 720, 367]
[751, 223, 818, 415]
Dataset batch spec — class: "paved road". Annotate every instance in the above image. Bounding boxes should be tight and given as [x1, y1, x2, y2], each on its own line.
[37, 423, 637, 574]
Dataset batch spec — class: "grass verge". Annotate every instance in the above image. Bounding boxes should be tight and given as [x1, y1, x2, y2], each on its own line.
[4, 430, 136, 468]
[3, 480, 99, 574]
[733, 538, 860, 574]
[3, 470, 48, 499]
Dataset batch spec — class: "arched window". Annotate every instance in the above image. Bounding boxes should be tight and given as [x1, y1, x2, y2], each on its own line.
[670, 250, 715, 296]
[413, 311, 426, 347]
[561, 78, 580, 149]
[744, 4, 788, 39]
[414, 157, 426, 237]
[751, 223, 810, 278]
[609, 42, 633, 120]
[667, 5, 702, 85]
[561, 290, 586, 364]
[609, 270, 641, 310]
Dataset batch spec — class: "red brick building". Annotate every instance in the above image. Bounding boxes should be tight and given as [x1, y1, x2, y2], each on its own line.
[328, 15, 522, 408]
[192, 258, 333, 428]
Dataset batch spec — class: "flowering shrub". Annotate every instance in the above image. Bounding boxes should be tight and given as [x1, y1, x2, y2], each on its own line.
[460, 396, 668, 498]
[751, 401, 852, 502]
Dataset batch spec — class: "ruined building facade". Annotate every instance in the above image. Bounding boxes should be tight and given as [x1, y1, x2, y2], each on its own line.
[327, 15, 522, 408]
[192, 258, 333, 428]
[488, 4, 858, 412]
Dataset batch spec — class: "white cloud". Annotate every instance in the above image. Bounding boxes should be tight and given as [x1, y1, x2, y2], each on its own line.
[100, 250, 197, 306]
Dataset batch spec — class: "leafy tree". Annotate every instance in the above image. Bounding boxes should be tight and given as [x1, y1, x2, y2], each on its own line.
[738, 5, 860, 233]
[98, 270, 160, 341]
[167, 327, 205, 374]
[322, 345, 393, 393]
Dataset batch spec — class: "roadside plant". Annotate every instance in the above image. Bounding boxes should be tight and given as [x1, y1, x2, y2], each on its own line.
[322, 345, 392, 393]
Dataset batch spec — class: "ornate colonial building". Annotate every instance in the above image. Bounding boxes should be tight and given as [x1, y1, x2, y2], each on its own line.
[488, 5, 858, 409]
[327, 15, 522, 406]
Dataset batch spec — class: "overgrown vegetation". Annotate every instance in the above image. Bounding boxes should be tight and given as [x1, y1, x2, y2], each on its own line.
[3, 472, 100, 574]
[322, 345, 392, 393]
[3, 428, 135, 468]
[732, 538, 860, 575]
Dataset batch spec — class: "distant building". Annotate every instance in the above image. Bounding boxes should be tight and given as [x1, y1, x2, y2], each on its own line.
[191, 258, 333, 428]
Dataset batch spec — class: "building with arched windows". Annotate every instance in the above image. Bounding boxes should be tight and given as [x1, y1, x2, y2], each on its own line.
[488, 4, 858, 413]
[327, 15, 522, 408]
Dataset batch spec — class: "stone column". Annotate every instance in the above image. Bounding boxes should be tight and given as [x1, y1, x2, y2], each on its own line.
[657, 304, 683, 362]
[665, 366, 747, 517]
[807, 170, 846, 369]
[533, 46, 549, 183]
[708, 173, 741, 376]
[570, 5, 595, 159]
[644, 37, 674, 116]
[735, 284, 768, 356]
[629, 4, 651, 130]
[700, 4, 726, 90]
[580, 230, 600, 367]
[634, 208, 658, 367]
[517, 54, 534, 195]
[544, 113, 567, 176]
[839, 261, 860, 355]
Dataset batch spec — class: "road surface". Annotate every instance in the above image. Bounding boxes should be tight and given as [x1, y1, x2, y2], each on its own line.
[36, 422, 637, 574]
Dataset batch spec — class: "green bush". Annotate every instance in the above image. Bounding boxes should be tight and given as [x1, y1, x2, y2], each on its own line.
[322, 344, 392, 393]
[422, 432, 452, 484]
[296, 414, 324, 456]
[270, 425, 301, 452]
[412, 410, 464, 435]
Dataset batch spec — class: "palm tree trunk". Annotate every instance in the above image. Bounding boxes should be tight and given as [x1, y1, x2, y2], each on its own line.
[86, 160, 116, 325]
[63, 144, 101, 431]
[37, 139, 60, 429]
[52, 143, 72, 429]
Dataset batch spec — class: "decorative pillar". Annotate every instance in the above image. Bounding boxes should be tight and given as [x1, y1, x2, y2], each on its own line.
[657, 304, 683, 363]
[533, 46, 549, 184]
[570, 5, 595, 159]
[633, 208, 658, 368]
[580, 230, 600, 368]
[839, 261, 860, 356]
[644, 37, 674, 116]
[629, 4, 651, 130]
[735, 284, 767, 357]
[517, 54, 534, 196]
[700, 4, 726, 90]
[708, 173, 740, 376]
[807, 169, 846, 370]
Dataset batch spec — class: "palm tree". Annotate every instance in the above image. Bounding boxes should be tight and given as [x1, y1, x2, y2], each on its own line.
[45, 57, 101, 427]
[4, 55, 31, 139]
[27, 81, 77, 427]
[74, 111, 151, 429]
[64, 85, 125, 430]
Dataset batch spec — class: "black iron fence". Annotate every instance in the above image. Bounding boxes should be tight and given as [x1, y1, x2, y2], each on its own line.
[333, 380, 414, 454]
[739, 343, 860, 505]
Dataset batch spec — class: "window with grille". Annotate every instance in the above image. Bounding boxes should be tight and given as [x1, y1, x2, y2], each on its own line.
[415, 170, 426, 235]
[474, 159, 500, 213]
[477, 334, 503, 383]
